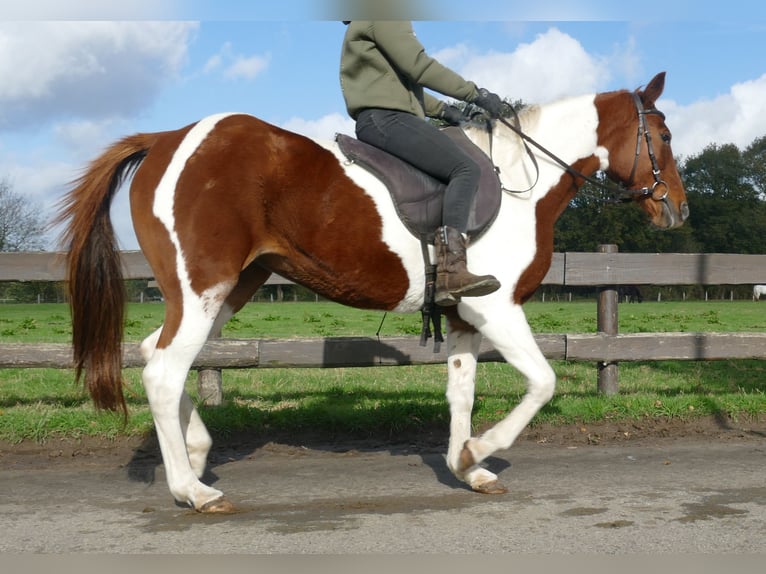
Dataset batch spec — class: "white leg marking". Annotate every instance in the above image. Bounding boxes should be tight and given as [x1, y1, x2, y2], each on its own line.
[143, 325, 214, 481]
[180, 390, 213, 479]
[445, 329, 480, 473]
[445, 329, 502, 490]
[143, 347, 221, 507]
[142, 286, 232, 509]
[458, 302, 556, 473]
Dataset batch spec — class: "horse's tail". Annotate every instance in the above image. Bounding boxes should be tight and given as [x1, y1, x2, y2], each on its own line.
[55, 133, 159, 417]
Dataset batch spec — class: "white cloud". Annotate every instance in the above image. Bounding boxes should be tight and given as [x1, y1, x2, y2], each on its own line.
[223, 54, 271, 80]
[0, 21, 197, 130]
[431, 27, 766, 160]
[431, 43, 472, 68]
[432, 27, 646, 106]
[204, 42, 271, 81]
[203, 53, 224, 75]
[663, 73, 766, 159]
[449, 28, 612, 104]
[53, 119, 123, 158]
[281, 113, 356, 141]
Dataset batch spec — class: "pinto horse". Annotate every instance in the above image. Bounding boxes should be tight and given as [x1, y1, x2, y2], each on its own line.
[57, 72, 688, 512]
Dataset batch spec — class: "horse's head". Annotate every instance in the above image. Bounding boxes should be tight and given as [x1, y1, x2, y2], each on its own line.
[597, 72, 689, 229]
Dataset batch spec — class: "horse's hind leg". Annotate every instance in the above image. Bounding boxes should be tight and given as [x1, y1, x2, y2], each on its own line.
[210, 262, 272, 334]
[142, 281, 237, 511]
[182, 264, 272, 477]
[143, 264, 271, 483]
[138, 319, 213, 481]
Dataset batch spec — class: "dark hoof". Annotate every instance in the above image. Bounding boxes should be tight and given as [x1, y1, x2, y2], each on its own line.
[472, 480, 508, 495]
[198, 496, 236, 513]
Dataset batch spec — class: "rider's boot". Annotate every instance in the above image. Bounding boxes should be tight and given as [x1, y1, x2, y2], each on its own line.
[434, 226, 501, 306]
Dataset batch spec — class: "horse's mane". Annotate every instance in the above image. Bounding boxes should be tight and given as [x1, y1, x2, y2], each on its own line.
[460, 103, 541, 160]
[461, 103, 540, 134]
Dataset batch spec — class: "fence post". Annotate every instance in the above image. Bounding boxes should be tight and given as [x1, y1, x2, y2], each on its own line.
[197, 327, 223, 406]
[597, 244, 619, 395]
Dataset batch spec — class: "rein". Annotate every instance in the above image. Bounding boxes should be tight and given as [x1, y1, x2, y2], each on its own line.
[481, 92, 670, 204]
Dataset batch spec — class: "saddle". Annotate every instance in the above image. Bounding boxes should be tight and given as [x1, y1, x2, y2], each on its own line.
[335, 127, 502, 351]
[335, 127, 501, 243]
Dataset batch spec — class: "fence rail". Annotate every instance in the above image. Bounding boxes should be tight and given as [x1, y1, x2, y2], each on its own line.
[4, 250, 766, 285]
[2, 248, 766, 399]
[3, 332, 766, 371]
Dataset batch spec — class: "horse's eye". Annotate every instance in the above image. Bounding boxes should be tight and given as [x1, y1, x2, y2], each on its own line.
[661, 132, 671, 143]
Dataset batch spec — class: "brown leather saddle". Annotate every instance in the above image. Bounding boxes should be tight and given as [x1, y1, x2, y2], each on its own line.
[335, 126, 501, 243]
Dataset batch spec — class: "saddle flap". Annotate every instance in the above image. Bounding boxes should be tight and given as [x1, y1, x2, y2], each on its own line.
[336, 127, 501, 242]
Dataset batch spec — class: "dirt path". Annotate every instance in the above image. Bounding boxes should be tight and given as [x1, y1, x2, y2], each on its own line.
[1, 416, 765, 554]
[2, 414, 763, 467]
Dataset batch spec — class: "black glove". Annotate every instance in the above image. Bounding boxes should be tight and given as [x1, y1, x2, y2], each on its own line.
[438, 104, 464, 126]
[473, 88, 504, 118]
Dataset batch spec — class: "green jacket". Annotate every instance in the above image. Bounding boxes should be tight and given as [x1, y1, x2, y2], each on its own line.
[340, 21, 480, 120]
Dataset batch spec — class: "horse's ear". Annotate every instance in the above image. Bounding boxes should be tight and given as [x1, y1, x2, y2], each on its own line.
[640, 72, 666, 108]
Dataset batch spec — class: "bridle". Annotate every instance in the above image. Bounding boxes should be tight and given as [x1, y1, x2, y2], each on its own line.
[625, 92, 669, 201]
[481, 91, 671, 204]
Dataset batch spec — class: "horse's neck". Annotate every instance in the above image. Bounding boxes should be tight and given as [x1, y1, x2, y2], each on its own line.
[462, 94, 602, 197]
[525, 94, 602, 160]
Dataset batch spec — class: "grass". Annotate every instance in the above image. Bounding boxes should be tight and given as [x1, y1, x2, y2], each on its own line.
[1, 300, 765, 443]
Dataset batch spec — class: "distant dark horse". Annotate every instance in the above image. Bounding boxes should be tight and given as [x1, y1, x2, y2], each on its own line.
[619, 285, 644, 303]
[57, 73, 687, 511]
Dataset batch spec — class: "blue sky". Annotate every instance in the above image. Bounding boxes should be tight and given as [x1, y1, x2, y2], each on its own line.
[1, 1, 766, 249]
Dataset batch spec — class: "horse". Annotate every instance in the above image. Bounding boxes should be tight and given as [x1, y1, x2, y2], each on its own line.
[754, 285, 766, 300]
[618, 285, 644, 303]
[56, 72, 688, 512]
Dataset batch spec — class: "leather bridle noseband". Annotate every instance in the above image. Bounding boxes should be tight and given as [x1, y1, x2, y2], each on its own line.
[482, 91, 671, 204]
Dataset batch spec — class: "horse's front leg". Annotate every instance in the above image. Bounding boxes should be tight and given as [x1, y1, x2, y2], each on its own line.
[458, 304, 556, 474]
[445, 328, 507, 494]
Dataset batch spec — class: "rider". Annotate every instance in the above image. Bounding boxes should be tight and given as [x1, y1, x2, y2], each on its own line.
[339, 20, 505, 306]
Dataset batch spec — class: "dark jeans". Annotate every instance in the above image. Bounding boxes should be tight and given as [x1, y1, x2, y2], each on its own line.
[355, 108, 480, 232]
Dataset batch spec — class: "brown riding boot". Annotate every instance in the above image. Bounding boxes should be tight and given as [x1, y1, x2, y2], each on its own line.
[434, 226, 501, 306]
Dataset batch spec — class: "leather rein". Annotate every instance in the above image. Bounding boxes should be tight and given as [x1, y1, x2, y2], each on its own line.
[481, 91, 670, 204]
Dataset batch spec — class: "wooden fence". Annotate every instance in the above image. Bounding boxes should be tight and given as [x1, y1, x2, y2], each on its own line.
[2, 247, 766, 400]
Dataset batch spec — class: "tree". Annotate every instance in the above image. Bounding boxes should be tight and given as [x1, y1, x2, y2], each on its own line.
[554, 180, 698, 253]
[0, 177, 47, 252]
[743, 135, 766, 200]
[0, 178, 51, 302]
[681, 143, 766, 253]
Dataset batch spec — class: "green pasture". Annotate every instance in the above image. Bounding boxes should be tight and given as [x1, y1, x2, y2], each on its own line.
[1, 300, 765, 443]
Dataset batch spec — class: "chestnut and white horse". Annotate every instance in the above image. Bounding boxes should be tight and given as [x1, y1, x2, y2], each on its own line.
[57, 72, 688, 512]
